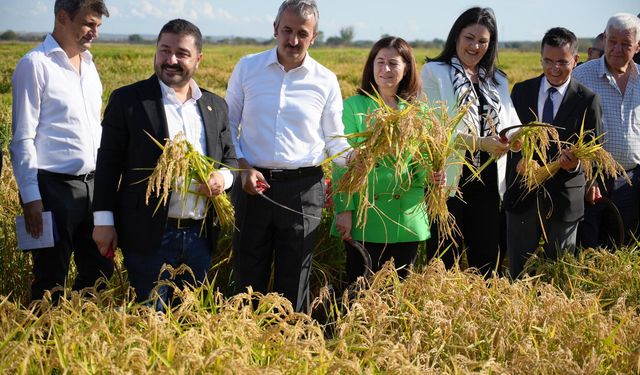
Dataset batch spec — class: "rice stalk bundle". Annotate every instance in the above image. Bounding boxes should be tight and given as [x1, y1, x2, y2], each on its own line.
[419, 100, 473, 244]
[524, 126, 629, 190]
[144, 131, 235, 230]
[509, 122, 561, 192]
[335, 90, 474, 244]
[335, 92, 428, 227]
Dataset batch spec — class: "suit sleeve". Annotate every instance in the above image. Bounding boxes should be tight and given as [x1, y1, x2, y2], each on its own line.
[93, 90, 130, 213]
[214, 97, 238, 175]
[584, 91, 601, 136]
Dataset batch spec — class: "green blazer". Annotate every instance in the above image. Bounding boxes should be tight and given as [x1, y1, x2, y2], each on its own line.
[331, 94, 431, 243]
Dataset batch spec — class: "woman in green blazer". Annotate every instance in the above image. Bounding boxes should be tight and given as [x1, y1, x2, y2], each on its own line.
[332, 36, 445, 283]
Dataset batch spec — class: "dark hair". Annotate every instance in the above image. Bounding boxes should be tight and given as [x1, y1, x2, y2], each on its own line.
[157, 19, 203, 52]
[594, 32, 605, 43]
[275, 0, 319, 33]
[429, 7, 499, 84]
[359, 37, 420, 101]
[54, 0, 109, 19]
[541, 27, 578, 55]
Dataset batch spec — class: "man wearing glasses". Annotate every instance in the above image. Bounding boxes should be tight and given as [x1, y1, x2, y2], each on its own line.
[504, 27, 601, 278]
[587, 33, 605, 61]
[574, 13, 640, 248]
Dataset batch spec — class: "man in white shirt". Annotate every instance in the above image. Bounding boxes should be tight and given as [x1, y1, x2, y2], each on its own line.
[573, 13, 640, 248]
[226, 0, 350, 313]
[10, 0, 112, 302]
[92, 19, 236, 310]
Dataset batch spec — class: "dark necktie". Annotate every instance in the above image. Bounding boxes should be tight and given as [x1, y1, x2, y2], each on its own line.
[542, 87, 557, 123]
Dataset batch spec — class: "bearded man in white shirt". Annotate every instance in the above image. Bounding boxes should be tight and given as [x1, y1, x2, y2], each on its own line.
[10, 0, 113, 302]
[226, 0, 351, 313]
[92, 19, 236, 310]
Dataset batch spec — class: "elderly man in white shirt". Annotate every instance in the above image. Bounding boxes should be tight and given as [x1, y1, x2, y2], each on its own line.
[10, 0, 113, 302]
[226, 0, 350, 313]
[573, 13, 640, 248]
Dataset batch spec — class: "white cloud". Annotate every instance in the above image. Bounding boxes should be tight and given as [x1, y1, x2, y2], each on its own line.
[30, 1, 47, 16]
[124, 0, 267, 25]
[108, 6, 120, 17]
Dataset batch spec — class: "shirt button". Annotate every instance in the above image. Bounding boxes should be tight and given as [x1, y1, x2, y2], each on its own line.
[373, 194, 379, 200]
[393, 194, 400, 200]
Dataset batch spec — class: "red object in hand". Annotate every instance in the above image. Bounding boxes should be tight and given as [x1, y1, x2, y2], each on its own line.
[256, 180, 269, 193]
[324, 178, 333, 208]
[105, 247, 115, 260]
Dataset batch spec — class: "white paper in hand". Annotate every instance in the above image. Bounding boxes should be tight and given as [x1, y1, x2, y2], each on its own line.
[15, 211, 55, 250]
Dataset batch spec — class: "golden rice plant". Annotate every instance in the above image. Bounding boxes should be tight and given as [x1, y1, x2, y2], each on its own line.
[524, 125, 629, 190]
[335, 91, 429, 228]
[509, 121, 561, 192]
[419, 100, 472, 244]
[335, 91, 475, 244]
[144, 131, 235, 230]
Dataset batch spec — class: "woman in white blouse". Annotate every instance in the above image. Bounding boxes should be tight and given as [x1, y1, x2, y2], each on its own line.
[421, 6, 520, 276]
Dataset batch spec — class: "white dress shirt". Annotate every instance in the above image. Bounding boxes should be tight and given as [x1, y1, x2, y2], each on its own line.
[93, 79, 233, 226]
[573, 58, 640, 170]
[225, 47, 350, 169]
[10, 34, 103, 204]
[161, 79, 232, 219]
[537, 77, 570, 121]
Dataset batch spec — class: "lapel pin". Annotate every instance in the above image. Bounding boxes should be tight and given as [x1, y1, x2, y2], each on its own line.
[207, 105, 213, 111]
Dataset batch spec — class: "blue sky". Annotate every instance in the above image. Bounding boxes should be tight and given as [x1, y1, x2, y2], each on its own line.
[0, 0, 637, 41]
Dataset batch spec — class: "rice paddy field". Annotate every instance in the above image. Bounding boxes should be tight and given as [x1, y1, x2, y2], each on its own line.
[1, 42, 640, 374]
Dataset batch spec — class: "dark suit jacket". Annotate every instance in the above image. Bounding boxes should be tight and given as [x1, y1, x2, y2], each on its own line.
[93, 76, 237, 254]
[503, 75, 601, 222]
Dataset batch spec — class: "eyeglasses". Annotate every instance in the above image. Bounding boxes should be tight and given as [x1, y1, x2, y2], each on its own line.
[541, 58, 572, 68]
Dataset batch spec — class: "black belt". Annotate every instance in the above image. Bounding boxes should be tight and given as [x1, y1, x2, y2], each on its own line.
[166, 217, 204, 229]
[255, 166, 322, 181]
[38, 169, 95, 182]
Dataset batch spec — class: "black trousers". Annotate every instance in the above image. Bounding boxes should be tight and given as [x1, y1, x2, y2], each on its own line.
[31, 172, 114, 302]
[427, 189, 503, 276]
[344, 241, 418, 284]
[232, 168, 324, 313]
[578, 167, 640, 249]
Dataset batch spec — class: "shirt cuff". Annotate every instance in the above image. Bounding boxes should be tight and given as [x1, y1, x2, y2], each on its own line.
[570, 160, 581, 173]
[93, 211, 115, 226]
[20, 185, 42, 205]
[219, 168, 233, 190]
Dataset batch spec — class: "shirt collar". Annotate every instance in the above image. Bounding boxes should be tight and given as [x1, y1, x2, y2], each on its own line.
[542, 75, 570, 97]
[43, 33, 93, 63]
[266, 46, 313, 72]
[600, 56, 640, 80]
[158, 78, 202, 104]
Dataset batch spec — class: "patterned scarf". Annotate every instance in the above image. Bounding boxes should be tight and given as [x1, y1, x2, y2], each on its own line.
[450, 56, 502, 166]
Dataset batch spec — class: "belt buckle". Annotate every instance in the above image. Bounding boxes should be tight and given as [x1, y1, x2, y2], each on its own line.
[269, 169, 284, 180]
[83, 172, 95, 182]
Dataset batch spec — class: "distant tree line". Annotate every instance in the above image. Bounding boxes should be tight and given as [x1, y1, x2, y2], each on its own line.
[0, 29, 598, 53]
[0, 30, 45, 42]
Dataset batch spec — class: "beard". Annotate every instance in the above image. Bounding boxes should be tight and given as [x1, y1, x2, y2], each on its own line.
[155, 63, 192, 88]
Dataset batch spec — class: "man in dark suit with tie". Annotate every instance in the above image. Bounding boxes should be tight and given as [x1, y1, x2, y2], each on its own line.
[504, 27, 602, 278]
[92, 19, 236, 308]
